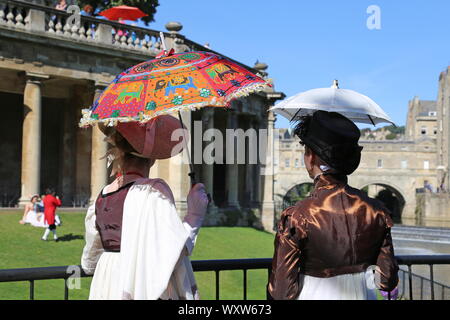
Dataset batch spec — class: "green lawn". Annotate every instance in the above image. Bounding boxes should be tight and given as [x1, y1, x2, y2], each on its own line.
[0, 211, 275, 300]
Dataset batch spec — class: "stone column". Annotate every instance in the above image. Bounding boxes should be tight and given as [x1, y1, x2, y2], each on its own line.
[18, 73, 48, 207]
[89, 85, 108, 205]
[168, 109, 192, 217]
[226, 112, 240, 208]
[261, 112, 276, 232]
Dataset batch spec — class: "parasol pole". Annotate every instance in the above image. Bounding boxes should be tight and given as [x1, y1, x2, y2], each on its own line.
[177, 111, 196, 185]
[178, 110, 212, 203]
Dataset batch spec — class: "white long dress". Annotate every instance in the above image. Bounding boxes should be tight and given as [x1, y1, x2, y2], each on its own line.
[24, 209, 46, 227]
[297, 270, 378, 300]
[24, 208, 61, 228]
[81, 178, 199, 300]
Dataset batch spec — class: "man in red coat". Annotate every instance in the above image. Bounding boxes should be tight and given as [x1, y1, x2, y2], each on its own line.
[42, 188, 62, 241]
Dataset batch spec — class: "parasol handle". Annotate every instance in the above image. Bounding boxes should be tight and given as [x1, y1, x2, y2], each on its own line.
[188, 172, 196, 185]
[177, 111, 212, 203]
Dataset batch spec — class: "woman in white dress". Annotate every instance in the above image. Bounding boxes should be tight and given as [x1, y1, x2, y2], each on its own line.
[20, 195, 61, 228]
[81, 115, 209, 300]
[19, 195, 46, 227]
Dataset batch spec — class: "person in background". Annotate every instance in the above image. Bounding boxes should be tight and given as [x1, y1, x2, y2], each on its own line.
[81, 4, 94, 16]
[55, 0, 67, 11]
[19, 195, 40, 225]
[424, 180, 434, 193]
[41, 188, 62, 241]
[268, 111, 399, 300]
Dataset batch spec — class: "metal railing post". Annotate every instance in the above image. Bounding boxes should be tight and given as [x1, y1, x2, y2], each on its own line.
[243, 269, 247, 300]
[408, 265, 413, 300]
[29, 280, 34, 300]
[215, 270, 220, 300]
[429, 265, 435, 300]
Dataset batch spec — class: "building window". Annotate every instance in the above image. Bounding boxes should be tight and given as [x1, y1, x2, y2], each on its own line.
[301, 156, 305, 167]
[377, 159, 383, 168]
[295, 159, 299, 168]
[434, 127, 437, 135]
[420, 127, 427, 135]
[424, 161, 429, 170]
[285, 159, 290, 168]
[428, 111, 437, 116]
[401, 160, 407, 169]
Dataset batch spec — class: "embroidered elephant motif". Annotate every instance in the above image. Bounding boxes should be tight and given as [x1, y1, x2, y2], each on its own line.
[114, 83, 144, 104]
[164, 76, 197, 96]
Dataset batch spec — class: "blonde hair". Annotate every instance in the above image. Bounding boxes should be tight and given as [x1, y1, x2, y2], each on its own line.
[101, 126, 154, 177]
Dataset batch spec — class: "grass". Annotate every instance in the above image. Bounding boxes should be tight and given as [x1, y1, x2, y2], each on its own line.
[0, 211, 275, 300]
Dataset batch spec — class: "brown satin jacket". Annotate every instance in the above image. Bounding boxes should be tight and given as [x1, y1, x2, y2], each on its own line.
[268, 173, 399, 300]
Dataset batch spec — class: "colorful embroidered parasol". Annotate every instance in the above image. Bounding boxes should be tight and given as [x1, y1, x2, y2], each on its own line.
[79, 51, 270, 127]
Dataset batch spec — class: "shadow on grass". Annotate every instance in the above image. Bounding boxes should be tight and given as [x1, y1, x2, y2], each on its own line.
[57, 234, 84, 242]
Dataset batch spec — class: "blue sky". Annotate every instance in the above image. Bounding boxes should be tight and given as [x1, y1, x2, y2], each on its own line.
[141, 0, 450, 129]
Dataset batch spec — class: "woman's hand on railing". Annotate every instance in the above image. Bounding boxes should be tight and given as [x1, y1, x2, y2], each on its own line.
[185, 183, 209, 229]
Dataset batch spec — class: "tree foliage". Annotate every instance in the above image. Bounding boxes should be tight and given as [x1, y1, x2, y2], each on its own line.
[76, 0, 159, 25]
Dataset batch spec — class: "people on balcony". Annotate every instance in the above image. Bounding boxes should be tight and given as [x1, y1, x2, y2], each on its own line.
[80, 115, 209, 300]
[54, 0, 67, 11]
[80, 4, 94, 17]
[268, 111, 399, 300]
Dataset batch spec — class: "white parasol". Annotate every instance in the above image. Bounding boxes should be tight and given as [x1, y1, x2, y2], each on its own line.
[270, 80, 395, 126]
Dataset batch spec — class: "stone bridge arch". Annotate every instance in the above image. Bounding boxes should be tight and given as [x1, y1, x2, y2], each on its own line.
[275, 172, 417, 223]
[350, 176, 416, 222]
[274, 178, 312, 202]
[357, 181, 407, 223]
[281, 181, 314, 209]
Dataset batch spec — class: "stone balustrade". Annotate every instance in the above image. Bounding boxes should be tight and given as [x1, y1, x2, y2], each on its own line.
[0, 0, 260, 74]
[0, 0, 204, 55]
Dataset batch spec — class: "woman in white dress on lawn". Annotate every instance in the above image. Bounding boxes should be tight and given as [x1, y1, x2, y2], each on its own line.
[20, 195, 62, 228]
[19, 195, 46, 227]
[81, 115, 209, 300]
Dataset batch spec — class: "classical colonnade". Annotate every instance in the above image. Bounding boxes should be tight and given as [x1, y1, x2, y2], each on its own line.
[17, 76, 277, 232]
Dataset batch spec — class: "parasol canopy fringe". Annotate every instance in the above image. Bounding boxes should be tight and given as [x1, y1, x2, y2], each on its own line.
[79, 81, 272, 128]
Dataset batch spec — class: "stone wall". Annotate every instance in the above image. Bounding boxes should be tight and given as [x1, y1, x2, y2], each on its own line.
[415, 192, 450, 226]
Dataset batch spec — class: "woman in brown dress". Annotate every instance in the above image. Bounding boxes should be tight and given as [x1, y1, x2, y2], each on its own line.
[268, 111, 399, 300]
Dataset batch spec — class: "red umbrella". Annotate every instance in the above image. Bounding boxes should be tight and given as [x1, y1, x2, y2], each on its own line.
[99, 5, 148, 21]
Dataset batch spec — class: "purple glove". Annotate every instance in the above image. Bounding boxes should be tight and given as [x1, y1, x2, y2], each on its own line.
[380, 287, 399, 300]
[184, 183, 209, 229]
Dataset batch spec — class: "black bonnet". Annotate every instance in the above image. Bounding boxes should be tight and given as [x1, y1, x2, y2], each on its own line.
[293, 110, 363, 175]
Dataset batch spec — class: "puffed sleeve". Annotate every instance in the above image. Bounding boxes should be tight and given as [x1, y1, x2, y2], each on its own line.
[268, 206, 307, 300]
[81, 204, 104, 275]
[375, 212, 399, 291]
[150, 178, 197, 256]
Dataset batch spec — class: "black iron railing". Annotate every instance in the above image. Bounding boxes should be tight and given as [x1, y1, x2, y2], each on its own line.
[1, 256, 449, 300]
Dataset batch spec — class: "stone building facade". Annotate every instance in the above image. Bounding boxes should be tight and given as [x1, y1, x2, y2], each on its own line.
[0, 1, 284, 230]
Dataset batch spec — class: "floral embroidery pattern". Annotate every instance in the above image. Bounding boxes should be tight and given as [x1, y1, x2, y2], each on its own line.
[111, 110, 120, 117]
[146, 101, 157, 111]
[172, 96, 184, 105]
[199, 88, 211, 98]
